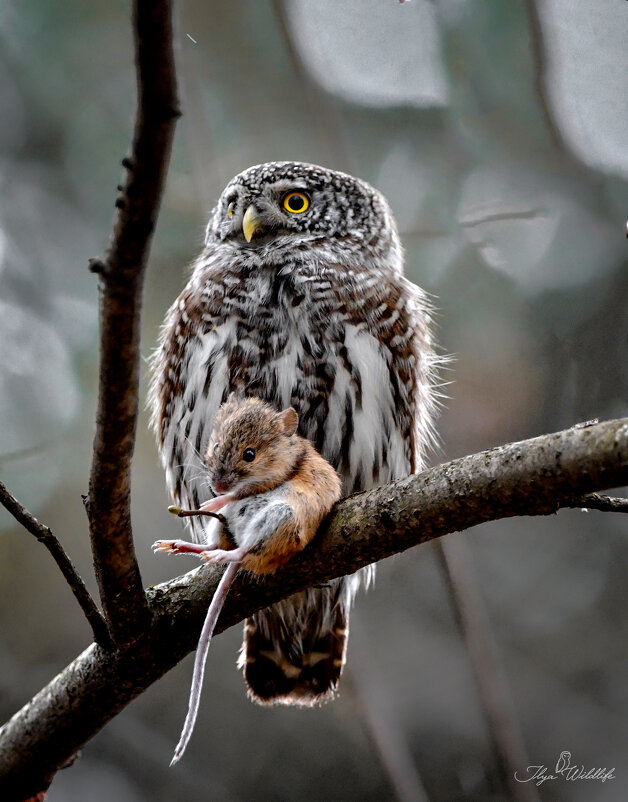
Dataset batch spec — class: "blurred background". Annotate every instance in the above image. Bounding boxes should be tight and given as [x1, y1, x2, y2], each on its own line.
[1, 1, 627, 799]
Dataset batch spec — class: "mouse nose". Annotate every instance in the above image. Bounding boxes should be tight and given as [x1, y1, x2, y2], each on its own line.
[213, 478, 231, 495]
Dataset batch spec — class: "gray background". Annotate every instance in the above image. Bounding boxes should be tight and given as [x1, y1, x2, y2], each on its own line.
[0, 1, 626, 799]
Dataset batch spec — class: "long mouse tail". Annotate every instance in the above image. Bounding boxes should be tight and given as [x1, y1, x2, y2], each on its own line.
[171, 561, 240, 766]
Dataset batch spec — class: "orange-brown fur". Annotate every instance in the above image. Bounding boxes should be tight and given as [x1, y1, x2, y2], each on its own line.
[205, 395, 341, 573]
[240, 443, 342, 574]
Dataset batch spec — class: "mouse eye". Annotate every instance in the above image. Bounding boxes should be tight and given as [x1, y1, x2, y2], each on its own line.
[212, 442, 219, 453]
[242, 448, 256, 462]
[282, 192, 310, 214]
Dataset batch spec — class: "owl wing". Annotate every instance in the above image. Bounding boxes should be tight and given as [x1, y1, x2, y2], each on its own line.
[397, 275, 440, 474]
[148, 276, 233, 543]
[239, 583, 350, 706]
[328, 270, 438, 484]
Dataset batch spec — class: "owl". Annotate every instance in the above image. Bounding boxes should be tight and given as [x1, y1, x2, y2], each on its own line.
[149, 161, 438, 705]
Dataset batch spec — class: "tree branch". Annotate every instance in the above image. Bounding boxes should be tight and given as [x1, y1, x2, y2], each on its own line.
[568, 493, 628, 513]
[523, 0, 592, 176]
[86, 0, 180, 644]
[1, 417, 626, 799]
[0, 480, 110, 648]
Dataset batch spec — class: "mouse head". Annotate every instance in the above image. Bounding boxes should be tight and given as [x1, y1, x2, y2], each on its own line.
[205, 395, 300, 498]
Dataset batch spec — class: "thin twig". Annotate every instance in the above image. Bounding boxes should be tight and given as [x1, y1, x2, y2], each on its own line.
[458, 207, 546, 228]
[567, 493, 628, 513]
[523, 0, 568, 152]
[86, 0, 180, 644]
[435, 539, 539, 802]
[0, 480, 110, 648]
[350, 615, 431, 802]
[523, 0, 590, 176]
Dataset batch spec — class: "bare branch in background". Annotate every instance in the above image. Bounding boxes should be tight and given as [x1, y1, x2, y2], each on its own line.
[1, 417, 627, 798]
[350, 616, 431, 802]
[523, 0, 567, 152]
[436, 539, 540, 802]
[0, 480, 110, 648]
[568, 493, 628, 513]
[458, 208, 546, 229]
[523, 0, 594, 178]
[85, 0, 180, 644]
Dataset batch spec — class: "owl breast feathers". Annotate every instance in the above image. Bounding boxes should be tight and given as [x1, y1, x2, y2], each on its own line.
[149, 161, 439, 705]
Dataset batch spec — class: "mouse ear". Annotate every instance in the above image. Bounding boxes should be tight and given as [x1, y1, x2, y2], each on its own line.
[278, 407, 298, 436]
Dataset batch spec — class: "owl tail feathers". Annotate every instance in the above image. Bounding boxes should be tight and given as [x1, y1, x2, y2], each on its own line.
[237, 590, 349, 706]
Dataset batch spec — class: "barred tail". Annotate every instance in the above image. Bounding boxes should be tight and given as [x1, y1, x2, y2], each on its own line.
[237, 581, 351, 706]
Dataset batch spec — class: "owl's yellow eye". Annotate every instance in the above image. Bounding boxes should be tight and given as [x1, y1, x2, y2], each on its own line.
[282, 192, 310, 214]
[227, 202, 235, 218]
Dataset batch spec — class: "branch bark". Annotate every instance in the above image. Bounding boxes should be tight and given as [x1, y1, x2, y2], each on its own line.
[1, 417, 626, 799]
[86, 0, 179, 644]
[568, 493, 628, 513]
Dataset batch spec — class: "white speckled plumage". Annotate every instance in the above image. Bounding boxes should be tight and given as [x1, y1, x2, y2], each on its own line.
[149, 161, 440, 704]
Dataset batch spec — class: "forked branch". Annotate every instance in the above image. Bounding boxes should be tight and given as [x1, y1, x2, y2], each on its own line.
[0, 480, 109, 647]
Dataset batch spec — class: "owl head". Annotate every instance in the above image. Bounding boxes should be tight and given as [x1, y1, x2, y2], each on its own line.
[203, 162, 402, 272]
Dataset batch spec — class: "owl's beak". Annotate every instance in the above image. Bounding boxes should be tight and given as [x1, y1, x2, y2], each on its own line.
[242, 205, 266, 243]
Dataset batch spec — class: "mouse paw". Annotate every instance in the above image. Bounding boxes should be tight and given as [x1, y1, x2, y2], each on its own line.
[199, 494, 235, 513]
[152, 539, 200, 556]
[200, 547, 246, 565]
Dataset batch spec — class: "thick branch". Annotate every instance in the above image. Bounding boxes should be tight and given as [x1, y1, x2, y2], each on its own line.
[86, 0, 179, 643]
[1, 418, 627, 799]
[0, 481, 109, 647]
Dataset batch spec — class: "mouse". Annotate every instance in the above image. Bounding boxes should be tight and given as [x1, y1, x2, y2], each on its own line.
[152, 395, 341, 764]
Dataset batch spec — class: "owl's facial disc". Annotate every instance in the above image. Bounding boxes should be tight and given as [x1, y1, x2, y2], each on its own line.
[208, 163, 397, 261]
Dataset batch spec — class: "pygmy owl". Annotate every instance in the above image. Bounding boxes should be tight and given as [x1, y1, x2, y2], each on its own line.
[149, 161, 438, 705]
